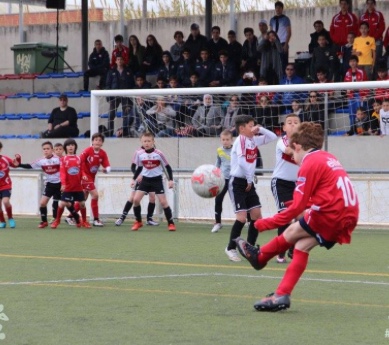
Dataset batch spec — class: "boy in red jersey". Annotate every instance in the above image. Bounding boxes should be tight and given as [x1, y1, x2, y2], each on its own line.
[51, 139, 89, 229]
[131, 132, 176, 231]
[235, 122, 359, 312]
[0, 142, 20, 228]
[77, 133, 111, 227]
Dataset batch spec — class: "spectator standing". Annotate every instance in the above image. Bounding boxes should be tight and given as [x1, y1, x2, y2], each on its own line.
[142, 35, 163, 74]
[346, 107, 373, 135]
[83, 39, 110, 91]
[269, 1, 292, 72]
[170, 31, 185, 62]
[257, 19, 269, 45]
[340, 32, 355, 79]
[241, 28, 259, 74]
[41, 94, 79, 138]
[184, 23, 208, 62]
[207, 26, 229, 62]
[384, 27, 389, 69]
[310, 34, 339, 81]
[227, 30, 243, 71]
[308, 20, 333, 54]
[128, 35, 146, 72]
[110, 34, 130, 68]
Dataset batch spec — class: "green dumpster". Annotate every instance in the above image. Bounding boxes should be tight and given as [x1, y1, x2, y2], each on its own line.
[11, 42, 68, 74]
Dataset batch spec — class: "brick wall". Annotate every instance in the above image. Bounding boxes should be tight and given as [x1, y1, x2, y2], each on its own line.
[0, 9, 103, 26]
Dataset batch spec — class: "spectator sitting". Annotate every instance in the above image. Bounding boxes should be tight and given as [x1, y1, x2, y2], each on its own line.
[207, 25, 229, 62]
[41, 94, 79, 138]
[157, 51, 176, 84]
[311, 34, 339, 81]
[256, 78, 275, 103]
[184, 23, 208, 62]
[170, 31, 185, 62]
[128, 35, 145, 72]
[153, 76, 166, 89]
[227, 30, 243, 71]
[145, 97, 177, 137]
[195, 48, 215, 87]
[301, 91, 325, 128]
[222, 95, 243, 134]
[375, 65, 389, 101]
[209, 50, 236, 87]
[384, 27, 389, 69]
[241, 27, 259, 74]
[345, 107, 373, 135]
[188, 71, 202, 88]
[280, 99, 302, 124]
[309, 20, 333, 54]
[257, 30, 283, 85]
[142, 35, 163, 74]
[192, 94, 223, 137]
[83, 39, 110, 91]
[111, 34, 129, 68]
[179, 72, 202, 124]
[176, 47, 194, 87]
[253, 95, 279, 132]
[238, 70, 257, 115]
[340, 32, 355, 80]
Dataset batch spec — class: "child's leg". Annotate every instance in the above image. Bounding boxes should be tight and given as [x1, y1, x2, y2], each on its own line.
[90, 189, 99, 221]
[3, 197, 13, 220]
[214, 180, 229, 224]
[39, 196, 50, 223]
[157, 194, 174, 225]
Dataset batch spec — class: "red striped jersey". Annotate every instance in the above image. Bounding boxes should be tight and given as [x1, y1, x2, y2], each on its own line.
[135, 148, 169, 178]
[31, 155, 61, 184]
[272, 135, 299, 182]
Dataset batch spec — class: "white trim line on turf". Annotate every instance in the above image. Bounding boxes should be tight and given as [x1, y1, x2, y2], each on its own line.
[0, 272, 388, 287]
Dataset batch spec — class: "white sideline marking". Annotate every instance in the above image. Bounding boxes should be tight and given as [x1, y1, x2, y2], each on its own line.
[0, 272, 388, 287]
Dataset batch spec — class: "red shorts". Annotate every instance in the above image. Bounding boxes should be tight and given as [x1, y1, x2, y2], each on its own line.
[81, 181, 96, 191]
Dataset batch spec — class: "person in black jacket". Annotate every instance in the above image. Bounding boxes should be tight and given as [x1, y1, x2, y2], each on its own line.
[195, 48, 215, 86]
[241, 27, 259, 75]
[83, 39, 110, 91]
[210, 50, 237, 87]
[227, 30, 243, 71]
[105, 55, 135, 137]
[308, 20, 333, 54]
[157, 51, 176, 83]
[184, 23, 208, 62]
[176, 48, 194, 87]
[207, 26, 229, 62]
[142, 35, 163, 74]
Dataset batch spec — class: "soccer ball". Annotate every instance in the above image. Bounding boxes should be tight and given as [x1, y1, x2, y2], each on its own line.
[191, 164, 225, 198]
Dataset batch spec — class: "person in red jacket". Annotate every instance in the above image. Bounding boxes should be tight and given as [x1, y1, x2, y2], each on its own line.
[344, 55, 368, 127]
[235, 122, 359, 312]
[330, 0, 359, 50]
[384, 26, 389, 69]
[110, 34, 130, 68]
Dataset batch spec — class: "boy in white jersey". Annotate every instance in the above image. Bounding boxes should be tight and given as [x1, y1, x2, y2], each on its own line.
[379, 99, 389, 135]
[131, 132, 176, 231]
[225, 115, 277, 262]
[18, 141, 61, 228]
[271, 114, 300, 263]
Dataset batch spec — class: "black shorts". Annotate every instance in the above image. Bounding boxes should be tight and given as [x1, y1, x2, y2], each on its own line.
[299, 218, 336, 250]
[61, 191, 85, 202]
[43, 182, 61, 200]
[271, 178, 296, 211]
[136, 176, 165, 195]
[0, 189, 11, 199]
[229, 176, 261, 213]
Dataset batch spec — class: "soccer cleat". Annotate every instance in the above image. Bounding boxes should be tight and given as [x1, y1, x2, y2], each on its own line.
[211, 223, 222, 233]
[38, 221, 48, 229]
[8, 219, 16, 228]
[115, 218, 124, 226]
[50, 220, 60, 229]
[146, 219, 159, 226]
[287, 247, 294, 260]
[168, 223, 176, 231]
[65, 217, 76, 226]
[254, 293, 291, 312]
[276, 255, 287, 264]
[224, 247, 242, 262]
[81, 221, 92, 229]
[0, 222, 6, 229]
[234, 237, 265, 270]
[131, 221, 143, 231]
[93, 219, 104, 227]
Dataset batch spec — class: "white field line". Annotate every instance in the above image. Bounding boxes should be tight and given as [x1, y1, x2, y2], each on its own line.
[0, 272, 388, 287]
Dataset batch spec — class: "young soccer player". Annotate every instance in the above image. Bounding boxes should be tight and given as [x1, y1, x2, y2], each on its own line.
[17, 141, 61, 228]
[51, 139, 89, 229]
[77, 132, 111, 227]
[115, 146, 158, 226]
[225, 115, 277, 262]
[0, 142, 20, 228]
[379, 99, 389, 136]
[271, 114, 300, 263]
[235, 122, 359, 311]
[131, 132, 176, 231]
[212, 129, 233, 233]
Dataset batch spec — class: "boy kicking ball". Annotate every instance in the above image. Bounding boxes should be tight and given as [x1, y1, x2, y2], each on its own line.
[235, 122, 359, 311]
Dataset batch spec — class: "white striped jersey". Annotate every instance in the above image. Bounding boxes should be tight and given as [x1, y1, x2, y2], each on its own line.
[31, 155, 61, 184]
[135, 148, 169, 178]
[272, 135, 299, 182]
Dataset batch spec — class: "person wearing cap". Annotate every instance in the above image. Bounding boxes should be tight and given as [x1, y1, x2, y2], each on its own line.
[184, 23, 208, 62]
[207, 25, 229, 62]
[227, 30, 243, 70]
[41, 94, 79, 139]
[157, 51, 177, 84]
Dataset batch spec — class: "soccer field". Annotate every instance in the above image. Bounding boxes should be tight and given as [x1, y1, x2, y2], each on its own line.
[0, 219, 388, 345]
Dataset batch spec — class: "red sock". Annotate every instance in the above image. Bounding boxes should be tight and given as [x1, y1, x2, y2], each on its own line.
[5, 206, 13, 219]
[0, 211, 5, 222]
[80, 207, 87, 222]
[74, 202, 80, 213]
[56, 206, 64, 221]
[91, 199, 99, 219]
[276, 249, 309, 296]
[258, 234, 292, 266]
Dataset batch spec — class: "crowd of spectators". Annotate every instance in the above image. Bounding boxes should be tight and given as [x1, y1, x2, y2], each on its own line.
[81, 0, 389, 137]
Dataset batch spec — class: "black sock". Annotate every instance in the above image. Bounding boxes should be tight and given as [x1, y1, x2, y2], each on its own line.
[214, 202, 222, 224]
[147, 202, 156, 220]
[67, 206, 80, 223]
[121, 201, 133, 220]
[247, 220, 258, 246]
[40, 206, 47, 222]
[227, 220, 245, 250]
[52, 200, 58, 218]
[133, 205, 142, 222]
[163, 206, 174, 225]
